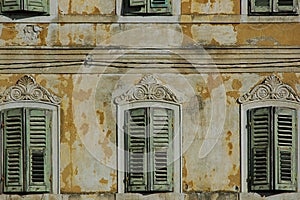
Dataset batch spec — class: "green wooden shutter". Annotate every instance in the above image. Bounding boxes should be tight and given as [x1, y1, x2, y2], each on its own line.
[1, 0, 21, 12]
[274, 0, 296, 12]
[250, 0, 272, 12]
[150, 0, 168, 8]
[248, 107, 271, 191]
[148, 0, 171, 14]
[130, 0, 146, 6]
[3, 108, 24, 193]
[25, 0, 48, 12]
[274, 107, 297, 191]
[125, 108, 148, 192]
[25, 108, 51, 193]
[150, 108, 173, 192]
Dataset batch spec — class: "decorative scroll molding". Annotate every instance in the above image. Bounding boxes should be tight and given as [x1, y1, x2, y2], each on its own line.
[238, 75, 300, 103]
[0, 75, 61, 105]
[114, 75, 178, 104]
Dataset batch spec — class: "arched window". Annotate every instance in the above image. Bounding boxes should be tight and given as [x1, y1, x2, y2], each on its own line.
[114, 75, 181, 193]
[238, 75, 300, 195]
[0, 75, 61, 194]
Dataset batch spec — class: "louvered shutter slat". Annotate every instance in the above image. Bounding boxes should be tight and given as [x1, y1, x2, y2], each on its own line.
[125, 108, 147, 192]
[274, 0, 296, 12]
[250, 0, 272, 12]
[150, 0, 168, 8]
[248, 107, 271, 191]
[274, 108, 297, 191]
[150, 108, 173, 192]
[129, 0, 145, 6]
[1, 0, 21, 12]
[26, 109, 51, 192]
[25, 0, 48, 12]
[3, 108, 24, 193]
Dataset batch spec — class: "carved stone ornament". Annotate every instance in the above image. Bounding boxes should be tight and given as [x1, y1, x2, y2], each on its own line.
[238, 75, 300, 103]
[114, 75, 178, 104]
[0, 75, 61, 105]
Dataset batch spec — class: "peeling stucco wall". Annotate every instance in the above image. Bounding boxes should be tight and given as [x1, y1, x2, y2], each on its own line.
[0, 0, 298, 198]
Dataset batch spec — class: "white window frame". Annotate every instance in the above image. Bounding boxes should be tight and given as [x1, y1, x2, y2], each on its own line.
[0, 0, 57, 22]
[0, 101, 60, 194]
[241, 0, 300, 15]
[117, 101, 182, 193]
[116, 0, 180, 22]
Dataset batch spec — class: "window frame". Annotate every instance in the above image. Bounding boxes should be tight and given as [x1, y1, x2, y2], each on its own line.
[241, 100, 300, 193]
[116, 0, 180, 22]
[117, 101, 181, 193]
[0, 0, 49, 15]
[0, 101, 60, 194]
[242, 0, 299, 15]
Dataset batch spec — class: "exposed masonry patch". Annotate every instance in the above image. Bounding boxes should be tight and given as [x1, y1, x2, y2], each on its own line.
[23, 25, 43, 42]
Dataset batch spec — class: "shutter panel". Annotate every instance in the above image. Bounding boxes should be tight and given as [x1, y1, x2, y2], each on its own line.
[148, 0, 171, 14]
[129, 0, 146, 6]
[3, 108, 24, 193]
[125, 108, 148, 192]
[25, 109, 51, 192]
[248, 107, 271, 191]
[274, 0, 296, 12]
[150, 108, 173, 192]
[150, 0, 168, 8]
[274, 107, 297, 191]
[25, 0, 48, 12]
[250, 0, 272, 12]
[1, 0, 21, 12]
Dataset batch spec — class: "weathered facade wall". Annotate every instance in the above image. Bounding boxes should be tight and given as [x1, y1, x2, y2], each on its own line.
[0, 0, 299, 199]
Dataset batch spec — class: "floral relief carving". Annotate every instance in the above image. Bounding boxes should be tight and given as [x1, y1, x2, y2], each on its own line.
[0, 75, 61, 105]
[114, 75, 178, 104]
[238, 75, 300, 103]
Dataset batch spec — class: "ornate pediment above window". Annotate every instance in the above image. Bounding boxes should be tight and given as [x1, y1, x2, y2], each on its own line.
[114, 75, 178, 104]
[0, 75, 61, 105]
[238, 75, 300, 104]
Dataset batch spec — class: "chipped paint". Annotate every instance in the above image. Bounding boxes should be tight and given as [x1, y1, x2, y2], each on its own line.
[191, 24, 237, 45]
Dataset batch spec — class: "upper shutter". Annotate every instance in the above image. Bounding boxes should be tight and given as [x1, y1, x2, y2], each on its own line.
[150, 108, 173, 192]
[3, 108, 24, 193]
[150, 0, 168, 7]
[274, 0, 297, 12]
[25, 0, 48, 12]
[25, 108, 51, 193]
[248, 107, 271, 191]
[125, 108, 148, 192]
[130, 0, 146, 6]
[1, 0, 21, 12]
[148, 0, 171, 14]
[274, 107, 297, 191]
[250, 0, 272, 12]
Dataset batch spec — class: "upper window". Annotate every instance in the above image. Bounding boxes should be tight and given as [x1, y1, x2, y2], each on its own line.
[122, 0, 171, 15]
[249, 0, 298, 15]
[0, 75, 61, 194]
[114, 75, 181, 193]
[0, 0, 49, 15]
[238, 75, 300, 195]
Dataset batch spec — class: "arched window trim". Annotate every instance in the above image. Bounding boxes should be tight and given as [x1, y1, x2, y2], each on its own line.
[239, 75, 300, 193]
[0, 75, 61, 194]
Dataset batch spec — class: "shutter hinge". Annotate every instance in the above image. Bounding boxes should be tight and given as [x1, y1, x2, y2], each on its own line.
[1, 176, 4, 182]
[1, 122, 3, 129]
[123, 176, 129, 184]
[246, 176, 252, 183]
[49, 175, 52, 182]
